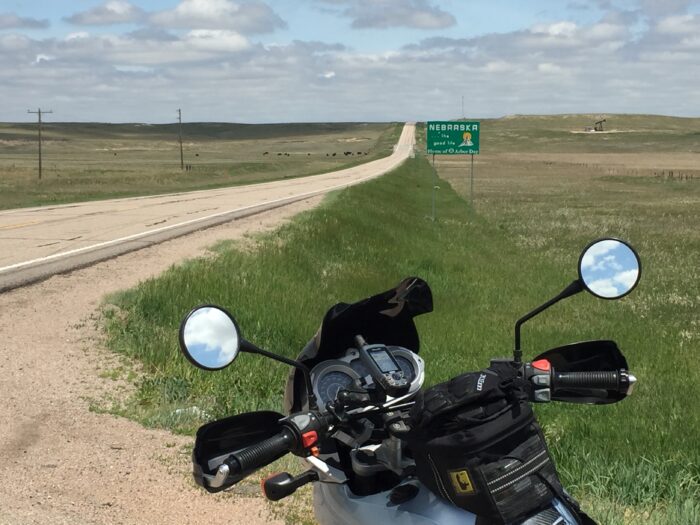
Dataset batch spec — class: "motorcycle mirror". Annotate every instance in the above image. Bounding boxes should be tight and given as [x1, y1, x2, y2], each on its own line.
[179, 305, 241, 371]
[578, 238, 641, 300]
[514, 237, 640, 364]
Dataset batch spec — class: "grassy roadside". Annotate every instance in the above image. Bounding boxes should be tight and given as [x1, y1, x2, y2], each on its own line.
[0, 122, 401, 210]
[103, 154, 698, 523]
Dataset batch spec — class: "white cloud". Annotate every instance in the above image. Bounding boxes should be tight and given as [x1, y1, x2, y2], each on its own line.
[580, 240, 620, 269]
[66, 32, 91, 41]
[587, 22, 626, 40]
[614, 269, 639, 290]
[150, 0, 286, 33]
[65, 1, 145, 26]
[656, 14, 700, 34]
[185, 29, 249, 52]
[0, 33, 32, 51]
[483, 60, 516, 73]
[638, 0, 692, 18]
[537, 63, 564, 74]
[0, 13, 49, 29]
[35, 54, 54, 63]
[320, 0, 456, 30]
[533, 21, 578, 37]
[587, 278, 620, 298]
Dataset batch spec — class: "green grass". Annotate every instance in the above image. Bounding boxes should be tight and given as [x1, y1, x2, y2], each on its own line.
[0, 121, 401, 210]
[104, 142, 699, 523]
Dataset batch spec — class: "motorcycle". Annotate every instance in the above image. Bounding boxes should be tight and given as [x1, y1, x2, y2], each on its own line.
[178, 237, 641, 525]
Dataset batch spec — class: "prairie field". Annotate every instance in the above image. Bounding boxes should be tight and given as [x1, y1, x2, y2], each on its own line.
[0, 121, 400, 210]
[102, 114, 698, 524]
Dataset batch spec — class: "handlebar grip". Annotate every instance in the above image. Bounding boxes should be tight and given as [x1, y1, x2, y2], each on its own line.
[553, 371, 620, 390]
[228, 428, 296, 475]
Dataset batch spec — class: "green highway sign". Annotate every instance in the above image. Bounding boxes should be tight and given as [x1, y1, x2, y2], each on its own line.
[426, 121, 480, 155]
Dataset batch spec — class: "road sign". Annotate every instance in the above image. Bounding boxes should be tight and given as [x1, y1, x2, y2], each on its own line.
[426, 121, 480, 155]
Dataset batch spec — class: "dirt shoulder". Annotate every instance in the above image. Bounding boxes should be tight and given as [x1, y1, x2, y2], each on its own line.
[0, 196, 323, 525]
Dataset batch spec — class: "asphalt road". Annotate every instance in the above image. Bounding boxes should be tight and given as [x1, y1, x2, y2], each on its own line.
[0, 123, 415, 291]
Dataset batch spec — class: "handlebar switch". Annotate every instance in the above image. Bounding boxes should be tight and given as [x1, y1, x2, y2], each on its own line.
[532, 374, 551, 387]
[533, 389, 551, 402]
[301, 431, 318, 448]
[524, 359, 553, 402]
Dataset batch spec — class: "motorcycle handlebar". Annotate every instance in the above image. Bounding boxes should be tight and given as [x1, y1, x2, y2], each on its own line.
[526, 360, 636, 400]
[552, 370, 621, 390]
[226, 428, 296, 476]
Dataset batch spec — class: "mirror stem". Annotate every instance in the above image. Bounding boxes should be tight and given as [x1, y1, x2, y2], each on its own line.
[514, 279, 584, 364]
[240, 339, 318, 410]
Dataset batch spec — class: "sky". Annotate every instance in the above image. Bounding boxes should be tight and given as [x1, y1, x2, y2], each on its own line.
[1, 0, 699, 123]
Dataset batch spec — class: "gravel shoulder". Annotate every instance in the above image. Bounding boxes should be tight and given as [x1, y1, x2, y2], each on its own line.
[0, 197, 323, 525]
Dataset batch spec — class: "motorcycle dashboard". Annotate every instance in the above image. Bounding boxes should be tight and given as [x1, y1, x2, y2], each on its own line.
[310, 346, 425, 412]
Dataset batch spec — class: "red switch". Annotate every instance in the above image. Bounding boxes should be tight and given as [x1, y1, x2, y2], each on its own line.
[302, 431, 318, 448]
[532, 359, 551, 372]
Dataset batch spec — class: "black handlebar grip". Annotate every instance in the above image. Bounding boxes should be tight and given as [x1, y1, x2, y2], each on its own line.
[227, 428, 296, 475]
[553, 371, 620, 391]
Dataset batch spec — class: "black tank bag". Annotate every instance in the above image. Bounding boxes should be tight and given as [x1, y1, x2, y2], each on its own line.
[408, 363, 570, 525]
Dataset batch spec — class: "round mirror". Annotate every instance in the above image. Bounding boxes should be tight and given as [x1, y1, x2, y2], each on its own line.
[179, 306, 241, 370]
[578, 238, 641, 300]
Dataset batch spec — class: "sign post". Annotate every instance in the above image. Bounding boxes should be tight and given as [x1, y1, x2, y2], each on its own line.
[426, 121, 480, 209]
[431, 153, 436, 221]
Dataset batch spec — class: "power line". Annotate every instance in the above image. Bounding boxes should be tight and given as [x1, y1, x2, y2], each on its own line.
[27, 108, 53, 180]
[177, 108, 184, 170]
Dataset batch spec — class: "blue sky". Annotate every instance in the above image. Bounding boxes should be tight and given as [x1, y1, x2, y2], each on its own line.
[1, 0, 699, 122]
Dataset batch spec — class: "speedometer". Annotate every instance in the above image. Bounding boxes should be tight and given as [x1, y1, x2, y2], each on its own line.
[310, 360, 362, 411]
[318, 371, 355, 404]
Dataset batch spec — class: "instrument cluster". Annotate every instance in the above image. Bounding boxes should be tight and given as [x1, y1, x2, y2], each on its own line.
[310, 346, 425, 411]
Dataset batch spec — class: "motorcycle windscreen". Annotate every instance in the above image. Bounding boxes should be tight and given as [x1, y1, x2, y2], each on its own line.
[193, 410, 284, 491]
[309, 277, 433, 364]
[534, 340, 628, 404]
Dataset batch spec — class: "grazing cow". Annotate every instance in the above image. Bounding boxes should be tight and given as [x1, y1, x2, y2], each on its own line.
[263, 151, 269, 155]
[332, 153, 336, 156]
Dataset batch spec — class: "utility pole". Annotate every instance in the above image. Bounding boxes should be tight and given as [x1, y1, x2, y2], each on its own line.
[177, 108, 184, 170]
[27, 108, 53, 180]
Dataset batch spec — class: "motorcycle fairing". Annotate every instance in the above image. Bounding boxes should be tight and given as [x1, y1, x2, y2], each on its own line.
[533, 340, 629, 404]
[313, 482, 584, 525]
[285, 277, 433, 413]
